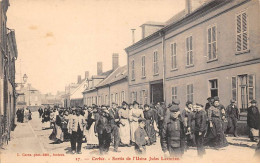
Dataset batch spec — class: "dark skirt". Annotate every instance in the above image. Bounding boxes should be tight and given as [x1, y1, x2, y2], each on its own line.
[205, 117, 228, 148]
[145, 120, 156, 144]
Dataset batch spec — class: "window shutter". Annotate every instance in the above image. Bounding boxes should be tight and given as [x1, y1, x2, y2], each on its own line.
[248, 75, 255, 100]
[237, 14, 242, 52]
[242, 12, 248, 50]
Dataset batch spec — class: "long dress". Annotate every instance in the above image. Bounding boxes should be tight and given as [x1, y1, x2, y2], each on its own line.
[206, 105, 228, 148]
[118, 108, 131, 145]
[86, 111, 99, 145]
[24, 108, 30, 123]
[55, 115, 65, 141]
[129, 108, 144, 143]
[143, 109, 156, 144]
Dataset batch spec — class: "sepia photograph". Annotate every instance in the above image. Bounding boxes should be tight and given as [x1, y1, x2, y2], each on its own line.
[0, 0, 259, 163]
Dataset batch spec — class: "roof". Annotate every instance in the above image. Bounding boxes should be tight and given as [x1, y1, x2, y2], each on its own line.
[140, 21, 165, 27]
[165, 10, 186, 26]
[70, 79, 87, 99]
[125, 0, 227, 52]
[96, 65, 128, 88]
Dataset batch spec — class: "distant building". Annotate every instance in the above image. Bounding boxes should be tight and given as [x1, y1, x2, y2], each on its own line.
[16, 84, 42, 110]
[83, 54, 122, 106]
[125, 0, 260, 114]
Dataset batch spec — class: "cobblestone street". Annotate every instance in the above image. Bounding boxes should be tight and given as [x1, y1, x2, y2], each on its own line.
[1, 112, 259, 163]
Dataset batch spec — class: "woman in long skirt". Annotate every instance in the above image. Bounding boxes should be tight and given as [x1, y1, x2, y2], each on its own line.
[23, 107, 30, 123]
[118, 101, 131, 146]
[143, 104, 156, 145]
[129, 101, 144, 144]
[86, 107, 99, 148]
[54, 111, 66, 143]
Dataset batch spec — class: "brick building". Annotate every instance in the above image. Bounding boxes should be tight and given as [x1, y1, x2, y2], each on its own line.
[125, 0, 260, 114]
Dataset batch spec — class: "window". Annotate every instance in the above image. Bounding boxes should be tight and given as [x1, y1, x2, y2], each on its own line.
[171, 86, 177, 102]
[187, 84, 194, 102]
[141, 56, 146, 77]
[171, 43, 177, 69]
[209, 79, 218, 97]
[132, 91, 137, 102]
[105, 95, 107, 105]
[186, 36, 193, 66]
[131, 60, 135, 80]
[111, 94, 114, 103]
[153, 51, 159, 75]
[232, 77, 237, 101]
[208, 25, 217, 60]
[98, 96, 101, 105]
[121, 91, 125, 102]
[248, 74, 255, 100]
[236, 11, 248, 53]
[115, 93, 118, 105]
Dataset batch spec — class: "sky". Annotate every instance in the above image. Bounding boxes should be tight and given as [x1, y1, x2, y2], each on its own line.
[6, 0, 203, 94]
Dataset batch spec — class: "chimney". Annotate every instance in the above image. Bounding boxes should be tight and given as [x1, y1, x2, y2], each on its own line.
[85, 71, 89, 79]
[97, 62, 103, 75]
[77, 75, 81, 84]
[112, 53, 119, 70]
[131, 29, 136, 44]
[185, 0, 191, 15]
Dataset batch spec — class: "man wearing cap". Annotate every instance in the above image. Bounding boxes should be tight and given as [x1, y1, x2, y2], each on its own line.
[95, 105, 112, 155]
[161, 103, 185, 157]
[68, 108, 86, 154]
[109, 102, 121, 152]
[205, 97, 212, 112]
[181, 101, 196, 147]
[143, 104, 156, 145]
[194, 103, 207, 157]
[226, 99, 239, 137]
[134, 118, 148, 155]
[155, 102, 166, 138]
[129, 101, 144, 144]
[247, 100, 260, 142]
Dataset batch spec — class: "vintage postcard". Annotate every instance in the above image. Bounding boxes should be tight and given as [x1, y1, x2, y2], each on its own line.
[0, 0, 259, 163]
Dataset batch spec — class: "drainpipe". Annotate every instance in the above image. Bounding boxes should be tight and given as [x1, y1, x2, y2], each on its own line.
[160, 30, 166, 104]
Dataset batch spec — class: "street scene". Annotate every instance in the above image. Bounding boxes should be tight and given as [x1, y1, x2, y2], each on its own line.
[0, 0, 260, 163]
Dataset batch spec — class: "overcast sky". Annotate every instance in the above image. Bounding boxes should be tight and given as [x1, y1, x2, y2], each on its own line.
[7, 0, 204, 94]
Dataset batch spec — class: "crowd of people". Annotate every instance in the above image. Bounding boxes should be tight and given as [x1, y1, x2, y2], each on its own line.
[16, 107, 32, 123]
[35, 96, 260, 158]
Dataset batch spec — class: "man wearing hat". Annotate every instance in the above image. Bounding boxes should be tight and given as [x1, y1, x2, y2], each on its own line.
[68, 108, 86, 154]
[247, 100, 260, 142]
[134, 118, 148, 155]
[109, 102, 121, 152]
[194, 103, 207, 157]
[226, 99, 239, 137]
[95, 105, 112, 155]
[161, 103, 185, 157]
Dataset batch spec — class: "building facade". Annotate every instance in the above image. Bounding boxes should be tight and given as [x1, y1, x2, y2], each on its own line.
[125, 0, 260, 113]
[0, 0, 19, 147]
[82, 54, 129, 106]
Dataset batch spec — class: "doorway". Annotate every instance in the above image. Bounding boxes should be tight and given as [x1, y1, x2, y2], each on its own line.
[150, 81, 164, 104]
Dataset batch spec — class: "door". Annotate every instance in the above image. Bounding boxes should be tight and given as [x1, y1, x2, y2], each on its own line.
[150, 82, 164, 104]
[238, 75, 248, 112]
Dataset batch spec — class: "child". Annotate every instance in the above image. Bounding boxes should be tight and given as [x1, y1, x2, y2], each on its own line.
[134, 118, 148, 155]
[194, 103, 207, 157]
